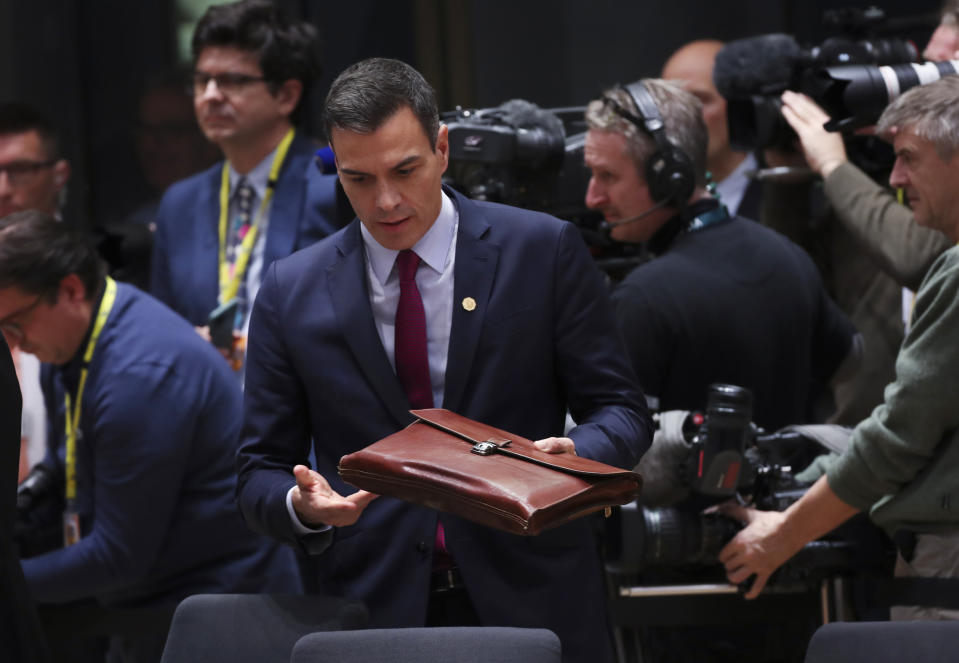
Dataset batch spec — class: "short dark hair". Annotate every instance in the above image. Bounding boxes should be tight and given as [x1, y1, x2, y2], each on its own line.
[323, 58, 439, 150]
[0, 103, 60, 159]
[0, 211, 105, 301]
[192, 0, 321, 112]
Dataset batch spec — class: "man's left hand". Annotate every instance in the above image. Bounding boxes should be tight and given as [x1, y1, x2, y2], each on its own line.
[717, 502, 796, 599]
[534, 437, 577, 455]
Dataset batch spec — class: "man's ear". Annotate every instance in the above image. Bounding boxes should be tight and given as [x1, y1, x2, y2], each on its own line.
[435, 123, 449, 174]
[274, 79, 303, 118]
[58, 273, 87, 304]
[52, 159, 70, 190]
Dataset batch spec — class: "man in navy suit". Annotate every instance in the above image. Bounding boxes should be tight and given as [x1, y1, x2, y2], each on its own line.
[236, 58, 652, 663]
[150, 0, 340, 371]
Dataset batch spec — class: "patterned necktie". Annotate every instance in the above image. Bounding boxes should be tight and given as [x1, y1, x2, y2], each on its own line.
[231, 178, 255, 315]
[394, 249, 433, 409]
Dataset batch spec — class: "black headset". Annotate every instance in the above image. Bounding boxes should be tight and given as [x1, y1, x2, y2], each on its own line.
[603, 81, 695, 206]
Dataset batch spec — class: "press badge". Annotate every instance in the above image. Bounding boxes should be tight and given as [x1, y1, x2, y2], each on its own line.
[63, 510, 82, 546]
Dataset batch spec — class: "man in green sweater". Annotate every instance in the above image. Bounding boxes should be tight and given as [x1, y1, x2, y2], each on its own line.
[719, 74, 959, 620]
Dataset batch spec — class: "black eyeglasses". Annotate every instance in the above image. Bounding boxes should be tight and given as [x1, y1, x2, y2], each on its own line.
[0, 293, 45, 340]
[191, 71, 268, 96]
[0, 160, 57, 187]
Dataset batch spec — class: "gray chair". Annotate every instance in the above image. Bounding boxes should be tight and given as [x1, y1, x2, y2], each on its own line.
[804, 621, 959, 663]
[290, 626, 562, 663]
[159, 594, 368, 663]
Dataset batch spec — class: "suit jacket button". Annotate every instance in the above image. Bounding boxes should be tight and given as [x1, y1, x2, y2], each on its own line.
[416, 541, 429, 553]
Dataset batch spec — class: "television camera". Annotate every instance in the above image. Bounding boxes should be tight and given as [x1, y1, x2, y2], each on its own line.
[714, 6, 956, 155]
[606, 384, 892, 584]
[442, 99, 647, 279]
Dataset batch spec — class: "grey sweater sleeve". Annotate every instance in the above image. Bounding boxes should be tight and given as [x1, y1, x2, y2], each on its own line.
[823, 162, 952, 291]
[827, 248, 959, 513]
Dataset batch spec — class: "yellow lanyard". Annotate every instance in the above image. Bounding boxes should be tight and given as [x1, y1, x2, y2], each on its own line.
[64, 276, 118, 504]
[217, 127, 295, 305]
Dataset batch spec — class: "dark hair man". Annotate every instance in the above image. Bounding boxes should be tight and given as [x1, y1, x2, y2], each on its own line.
[235, 57, 651, 663]
[720, 76, 959, 620]
[1, 211, 301, 659]
[150, 0, 340, 374]
[0, 103, 69, 221]
[584, 79, 858, 430]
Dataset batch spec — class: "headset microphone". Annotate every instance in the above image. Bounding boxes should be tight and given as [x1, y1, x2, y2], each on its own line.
[599, 199, 670, 233]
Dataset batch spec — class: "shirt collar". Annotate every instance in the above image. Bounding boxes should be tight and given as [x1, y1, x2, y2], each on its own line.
[228, 143, 280, 201]
[361, 190, 457, 285]
[715, 152, 757, 208]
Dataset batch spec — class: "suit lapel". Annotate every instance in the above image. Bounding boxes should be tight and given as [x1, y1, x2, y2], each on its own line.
[264, 135, 311, 267]
[443, 192, 499, 414]
[198, 166, 221, 312]
[327, 223, 412, 428]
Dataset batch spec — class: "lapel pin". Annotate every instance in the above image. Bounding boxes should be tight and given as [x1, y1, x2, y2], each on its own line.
[462, 297, 476, 312]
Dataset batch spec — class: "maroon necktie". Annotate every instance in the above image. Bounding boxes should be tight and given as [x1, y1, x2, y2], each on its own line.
[394, 250, 452, 567]
[394, 249, 433, 409]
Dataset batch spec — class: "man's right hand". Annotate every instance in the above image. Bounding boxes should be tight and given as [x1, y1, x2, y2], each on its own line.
[780, 90, 848, 178]
[291, 464, 378, 528]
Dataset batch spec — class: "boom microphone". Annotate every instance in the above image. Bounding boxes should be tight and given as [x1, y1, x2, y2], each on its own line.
[713, 34, 802, 101]
[599, 199, 670, 233]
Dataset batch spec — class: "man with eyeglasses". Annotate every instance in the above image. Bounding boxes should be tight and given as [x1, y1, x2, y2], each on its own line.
[2, 210, 302, 662]
[151, 0, 340, 376]
[0, 103, 69, 222]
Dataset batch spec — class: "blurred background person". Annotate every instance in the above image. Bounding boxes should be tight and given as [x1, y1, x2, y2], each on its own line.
[94, 70, 221, 291]
[150, 0, 341, 377]
[661, 39, 762, 219]
[0, 102, 68, 483]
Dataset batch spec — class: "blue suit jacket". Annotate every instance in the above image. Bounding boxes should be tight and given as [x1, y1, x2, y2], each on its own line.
[150, 132, 340, 325]
[236, 189, 651, 663]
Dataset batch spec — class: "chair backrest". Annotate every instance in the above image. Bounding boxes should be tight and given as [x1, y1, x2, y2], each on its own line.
[805, 621, 959, 663]
[159, 594, 368, 663]
[291, 626, 562, 663]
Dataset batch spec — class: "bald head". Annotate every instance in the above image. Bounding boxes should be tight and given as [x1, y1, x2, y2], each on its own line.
[662, 40, 744, 182]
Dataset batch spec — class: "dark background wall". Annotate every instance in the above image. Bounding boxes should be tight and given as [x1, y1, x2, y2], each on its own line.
[0, 0, 943, 230]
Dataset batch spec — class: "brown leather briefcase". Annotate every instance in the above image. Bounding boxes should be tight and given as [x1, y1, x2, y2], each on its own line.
[338, 408, 643, 536]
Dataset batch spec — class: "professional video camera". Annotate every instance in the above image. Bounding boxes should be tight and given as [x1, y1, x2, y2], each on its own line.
[606, 384, 892, 584]
[442, 99, 646, 278]
[713, 6, 952, 151]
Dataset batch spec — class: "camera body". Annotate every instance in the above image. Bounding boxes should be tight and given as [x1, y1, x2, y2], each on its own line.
[443, 100, 647, 279]
[716, 7, 920, 152]
[606, 384, 893, 584]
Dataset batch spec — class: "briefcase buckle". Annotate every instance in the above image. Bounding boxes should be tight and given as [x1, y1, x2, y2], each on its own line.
[471, 438, 510, 456]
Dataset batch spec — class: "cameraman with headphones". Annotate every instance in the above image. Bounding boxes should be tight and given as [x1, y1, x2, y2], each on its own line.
[584, 79, 859, 430]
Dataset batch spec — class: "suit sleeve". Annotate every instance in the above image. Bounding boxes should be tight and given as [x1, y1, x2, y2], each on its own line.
[236, 262, 316, 548]
[551, 221, 653, 468]
[823, 162, 952, 291]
